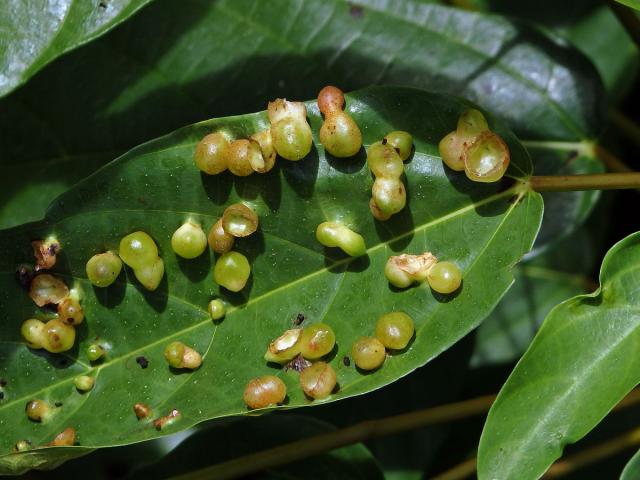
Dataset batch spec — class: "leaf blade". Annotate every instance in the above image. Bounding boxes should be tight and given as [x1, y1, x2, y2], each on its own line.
[478, 231, 640, 479]
[0, 87, 543, 473]
[0, 0, 155, 98]
[0, 0, 601, 252]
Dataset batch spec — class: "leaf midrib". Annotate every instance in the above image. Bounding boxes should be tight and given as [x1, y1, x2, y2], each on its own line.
[0, 185, 519, 416]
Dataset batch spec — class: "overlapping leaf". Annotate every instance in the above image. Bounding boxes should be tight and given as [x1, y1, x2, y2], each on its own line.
[0, 0, 154, 97]
[0, 87, 543, 474]
[0, 0, 603, 253]
[478, 231, 640, 479]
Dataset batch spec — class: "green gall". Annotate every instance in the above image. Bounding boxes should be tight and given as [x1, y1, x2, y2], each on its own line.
[250, 130, 276, 173]
[43, 319, 76, 353]
[171, 220, 207, 259]
[194, 132, 229, 175]
[383, 131, 413, 161]
[86, 251, 123, 287]
[264, 328, 303, 364]
[224, 139, 257, 177]
[222, 203, 259, 238]
[164, 341, 202, 369]
[299, 361, 337, 400]
[57, 295, 84, 325]
[372, 178, 406, 216]
[25, 399, 50, 422]
[74, 375, 95, 392]
[300, 323, 336, 360]
[21, 319, 46, 349]
[456, 109, 489, 137]
[208, 299, 226, 321]
[375, 312, 415, 350]
[87, 343, 106, 362]
[214, 251, 251, 292]
[134, 257, 165, 291]
[317, 85, 362, 158]
[243, 375, 287, 409]
[208, 218, 235, 254]
[268, 99, 312, 161]
[119, 231, 159, 270]
[384, 252, 437, 288]
[427, 261, 462, 294]
[352, 337, 386, 371]
[315, 221, 366, 257]
[463, 132, 510, 183]
[366, 142, 404, 178]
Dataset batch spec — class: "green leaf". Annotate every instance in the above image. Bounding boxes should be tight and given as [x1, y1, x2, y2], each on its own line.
[309, 337, 474, 477]
[0, 0, 603, 251]
[0, 0, 154, 98]
[615, 0, 640, 11]
[128, 415, 384, 479]
[478, 231, 640, 480]
[471, 225, 597, 367]
[621, 448, 640, 480]
[465, 0, 639, 100]
[0, 86, 543, 474]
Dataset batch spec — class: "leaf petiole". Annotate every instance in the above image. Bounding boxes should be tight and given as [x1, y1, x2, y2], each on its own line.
[528, 172, 640, 192]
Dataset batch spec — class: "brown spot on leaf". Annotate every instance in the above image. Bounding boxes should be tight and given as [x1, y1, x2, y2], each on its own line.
[15, 265, 34, 290]
[284, 354, 312, 372]
[343, 356, 351, 366]
[48, 427, 75, 446]
[32, 240, 59, 271]
[349, 4, 364, 18]
[133, 403, 152, 420]
[136, 356, 149, 369]
[154, 409, 181, 430]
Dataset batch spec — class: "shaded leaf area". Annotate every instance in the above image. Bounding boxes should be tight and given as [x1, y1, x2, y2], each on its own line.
[478, 231, 640, 480]
[471, 224, 599, 367]
[469, 0, 639, 100]
[308, 335, 474, 478]
[0, 0, 602, 253]
[0, 0, 154, 98]
[127, 415, 384, 480]
[0, 87, 543, 474]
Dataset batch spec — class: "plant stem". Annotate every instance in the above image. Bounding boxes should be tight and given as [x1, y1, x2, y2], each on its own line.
[167, 394, 496, 480]
[608, 0, 640, 49]
[169, 388, 640, 480]
[610, 109, 640, 151]
[431, 458, 477, 480]
[529, 172, 640, 192]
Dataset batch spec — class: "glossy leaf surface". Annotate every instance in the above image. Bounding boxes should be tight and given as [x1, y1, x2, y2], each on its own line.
[0, 0, 602, 253]
[0, 0, 153, 97]
[478, 232, 640, 479]
[0, 87, 543, 474]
